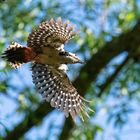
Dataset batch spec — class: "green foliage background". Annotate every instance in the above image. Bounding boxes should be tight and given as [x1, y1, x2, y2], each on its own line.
[0, 0, 140, 140]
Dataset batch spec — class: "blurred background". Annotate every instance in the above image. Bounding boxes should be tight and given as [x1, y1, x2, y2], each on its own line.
[0, 0, 140, 140]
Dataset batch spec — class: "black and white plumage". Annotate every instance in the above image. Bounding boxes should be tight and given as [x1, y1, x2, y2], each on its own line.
[2, 17, 93, 121]
[27, 17, 76, 52]
[32, 63, 92, 120]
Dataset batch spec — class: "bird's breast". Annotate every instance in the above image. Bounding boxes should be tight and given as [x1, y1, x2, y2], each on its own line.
[34, 47, 64, 65]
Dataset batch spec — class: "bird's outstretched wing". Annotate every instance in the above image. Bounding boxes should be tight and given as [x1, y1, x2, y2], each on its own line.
[32, 63, 93, 121]
[27, 17, 77, 53]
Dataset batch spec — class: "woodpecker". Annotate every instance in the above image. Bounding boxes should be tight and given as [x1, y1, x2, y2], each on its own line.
[2, 17, 93, 121]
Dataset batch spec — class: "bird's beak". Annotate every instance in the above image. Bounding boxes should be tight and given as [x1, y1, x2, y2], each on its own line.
[75, 56, 85, 64]
[78, 60, 85, 64]
[68, 52, 85, 64]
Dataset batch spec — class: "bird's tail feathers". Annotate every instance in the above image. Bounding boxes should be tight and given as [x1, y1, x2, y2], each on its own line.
[2, 42, 35, 69]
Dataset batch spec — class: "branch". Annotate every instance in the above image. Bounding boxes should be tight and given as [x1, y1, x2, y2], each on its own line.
[4, 20, 140, 140]
[73, 20, 140, 94]
[59, 117, 74, 140]
[97, 54, 130, 97]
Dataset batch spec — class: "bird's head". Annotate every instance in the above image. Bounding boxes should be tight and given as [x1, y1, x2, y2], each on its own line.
[59, 51, 84, 64]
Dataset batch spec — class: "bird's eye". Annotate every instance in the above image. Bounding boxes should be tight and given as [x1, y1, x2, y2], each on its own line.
[59, 51, 69, 56]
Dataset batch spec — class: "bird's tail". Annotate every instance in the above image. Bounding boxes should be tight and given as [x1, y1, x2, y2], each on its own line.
[2, 42, 35, 69]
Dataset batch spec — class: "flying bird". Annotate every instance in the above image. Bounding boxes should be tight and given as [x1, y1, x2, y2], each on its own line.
[2, 17, 93, 121]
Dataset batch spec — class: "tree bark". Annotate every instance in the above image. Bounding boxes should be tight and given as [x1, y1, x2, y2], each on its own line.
[4, 20, 140, 140]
